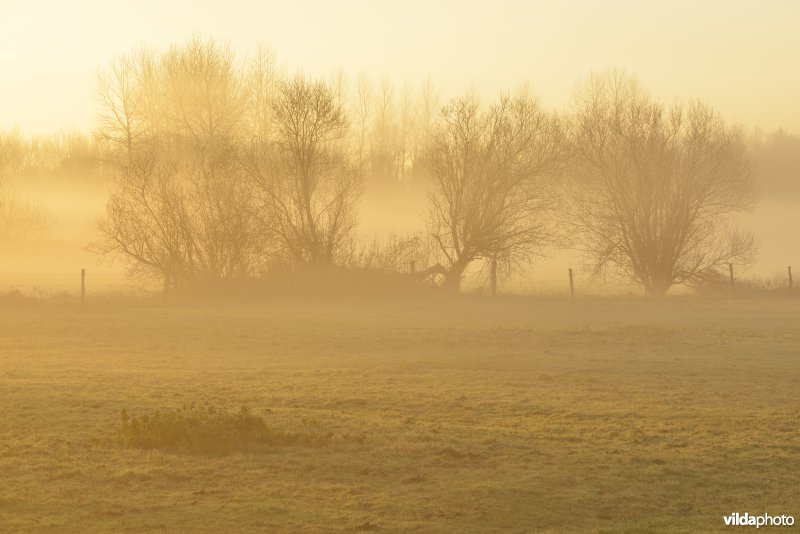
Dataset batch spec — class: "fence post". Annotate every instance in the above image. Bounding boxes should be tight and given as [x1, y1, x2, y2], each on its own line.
[789, 266, 793, 292]
[490, 259, 497, 297]
[568, 268, 574, 300]
[81, 268, 86, 304]
[410, 260, 416, 276]
[728, 263, 734, 295]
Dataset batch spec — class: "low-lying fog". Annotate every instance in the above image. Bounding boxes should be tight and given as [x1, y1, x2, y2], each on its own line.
[1, 174, 797, 296]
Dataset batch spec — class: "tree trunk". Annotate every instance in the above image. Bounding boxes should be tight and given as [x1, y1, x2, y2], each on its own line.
[442, 259, 470, 293]
[644, 278, 671, 297]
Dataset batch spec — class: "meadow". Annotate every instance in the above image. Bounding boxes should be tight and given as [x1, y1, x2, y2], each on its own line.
[1, 294, 798, 532]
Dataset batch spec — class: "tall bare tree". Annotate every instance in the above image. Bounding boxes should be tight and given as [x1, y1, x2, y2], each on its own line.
[352, 74, 373, 177]
[369, 79, 401, 182]
[162, 37, 249, 162]
[245, 44, 282, 142]
[243, 74, 361, 267]
[423, 90, 564, 291]
[96, 50, 157, 163]
[410, 78, 439, 177]
[94, 37, 262, 288]
[569, 70, 757, 295]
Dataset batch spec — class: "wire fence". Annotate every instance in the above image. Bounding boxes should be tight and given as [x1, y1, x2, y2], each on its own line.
[504, 265, 797, 297]
[0, 263, 795, 300]
[0, 271, 157, 298]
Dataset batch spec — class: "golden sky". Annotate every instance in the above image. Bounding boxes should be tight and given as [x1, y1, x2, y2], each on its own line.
[1, 0, 798, 134]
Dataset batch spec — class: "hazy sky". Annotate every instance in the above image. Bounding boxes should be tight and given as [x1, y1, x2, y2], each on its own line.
[1, 0, 798, 134]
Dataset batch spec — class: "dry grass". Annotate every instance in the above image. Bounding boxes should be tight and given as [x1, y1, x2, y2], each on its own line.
[1, 296, 799, 532]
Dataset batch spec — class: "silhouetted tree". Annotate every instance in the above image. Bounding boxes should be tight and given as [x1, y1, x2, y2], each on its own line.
[369, 80, 402, 182]
[423, 90, 564, 291]
[243, 75, 361, 267]
[95, 151, 193, 284]
[96, 50, 156, 163]
[352, 75, 372, 177]
[94, 37, 263, 288]
[569, 70, 757, 295]
[162, 38, 249, 162]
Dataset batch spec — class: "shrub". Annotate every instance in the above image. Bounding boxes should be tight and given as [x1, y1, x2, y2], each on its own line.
[119, 403, 327, 455]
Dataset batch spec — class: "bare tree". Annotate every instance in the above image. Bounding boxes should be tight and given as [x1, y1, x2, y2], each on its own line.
[243, 74, 361, 267]
[397, 82, 415, 180]
[94, 37, 263, 288]
[95, 151, 262, 289]
[0, 130, 53, 241]
[569, 70, 757, 295]
[0, 188, 51, 242]
[0, 128, 26, 180]
[245, 44, 282, 142]
[369, 79, 402, 182]
[184, 161, 262, 282]
[95, 151, 193, 286]
[410, 77, 439, 177]
[162, 37, 249, 162]
[423, 90, 564, 291]
[352, 74, 373, 177]
[96, 50, 158, 163]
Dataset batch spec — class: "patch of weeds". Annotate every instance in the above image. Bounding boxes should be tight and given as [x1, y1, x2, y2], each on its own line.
[354, 520, 380, 531]
[119, 403, 330, 456]
[342, 432, 368, 444]
[437, 446, 465, 459]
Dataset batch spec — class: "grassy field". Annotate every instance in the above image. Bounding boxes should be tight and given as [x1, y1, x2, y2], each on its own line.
[1, 295, 799, 532]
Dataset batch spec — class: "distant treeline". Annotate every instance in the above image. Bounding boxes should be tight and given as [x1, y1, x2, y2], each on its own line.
[1, 92, 797, 195]
[0, 128, 101, 179]
[0, 37, 797, 295]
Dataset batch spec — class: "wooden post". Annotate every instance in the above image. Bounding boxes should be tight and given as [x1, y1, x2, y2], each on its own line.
[490, 259, 497, 297]
[789, 266, 793, 292]
[728, 263, 734, 295]
[410, 260, 416, 275]
[81, 268, 85, 303]
[568, 268, 574, 300]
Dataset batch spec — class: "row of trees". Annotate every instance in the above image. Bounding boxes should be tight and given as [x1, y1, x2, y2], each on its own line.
[0, 128, 99, 179]
[78, 39, 758, 295]
[0, 130, 64, 241]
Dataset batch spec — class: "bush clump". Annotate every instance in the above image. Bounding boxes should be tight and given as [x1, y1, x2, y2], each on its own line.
[120, 403, 325, 455]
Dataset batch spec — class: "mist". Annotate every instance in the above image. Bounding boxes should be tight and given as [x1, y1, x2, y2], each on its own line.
[1, 2, 799, 533]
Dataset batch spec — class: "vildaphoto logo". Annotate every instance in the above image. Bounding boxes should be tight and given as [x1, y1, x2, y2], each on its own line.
[724, 513, 795, 528]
